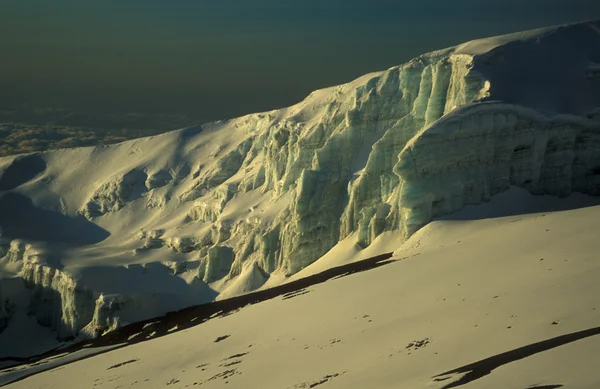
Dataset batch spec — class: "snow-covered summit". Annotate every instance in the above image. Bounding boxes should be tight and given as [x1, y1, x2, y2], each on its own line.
[1, 20, 600, 350]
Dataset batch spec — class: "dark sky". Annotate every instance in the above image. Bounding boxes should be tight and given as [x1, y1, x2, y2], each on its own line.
[1, 0, 599, 124]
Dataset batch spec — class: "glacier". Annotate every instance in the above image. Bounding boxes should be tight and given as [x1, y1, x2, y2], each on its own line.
[1, 20, 600, 351]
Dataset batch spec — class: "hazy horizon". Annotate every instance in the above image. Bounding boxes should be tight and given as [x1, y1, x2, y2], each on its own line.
[1, 0, 599, 125]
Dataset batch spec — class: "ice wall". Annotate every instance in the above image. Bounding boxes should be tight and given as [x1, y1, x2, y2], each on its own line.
[19, 262, 96, 339]
[391, 104, 600, 237]
[0, 242, 94, 339]
[1, 21, 599, 344]
[196, 50, 491, 275]
[0, 242, 189, 341]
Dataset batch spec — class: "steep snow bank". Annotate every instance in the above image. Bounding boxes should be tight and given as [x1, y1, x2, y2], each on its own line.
[4, 189, 600, 388]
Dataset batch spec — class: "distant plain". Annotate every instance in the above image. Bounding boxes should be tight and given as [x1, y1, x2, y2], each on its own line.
[1, 0, 599, 156]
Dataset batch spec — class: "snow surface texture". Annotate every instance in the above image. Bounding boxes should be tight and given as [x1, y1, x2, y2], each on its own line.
[1, 20, 600, 349]
[2, 189, 600, 388]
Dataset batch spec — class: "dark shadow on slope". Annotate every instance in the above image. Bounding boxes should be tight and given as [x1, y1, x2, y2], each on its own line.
[77, 262, 217, 296]
[0, 192, 110, 245]
[0, 155, 46, 190]
[79, 252, 395, 349]
[525, 385, 563, 389]
[176, 125, 204, 140]
[439, 187, 600, 222]
[433, 326, 600, 388]
[0, 252, 395, 385]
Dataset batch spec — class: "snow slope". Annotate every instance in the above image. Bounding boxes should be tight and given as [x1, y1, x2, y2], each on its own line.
[2, 188, 600, 388]
[1, 20, 600, 349]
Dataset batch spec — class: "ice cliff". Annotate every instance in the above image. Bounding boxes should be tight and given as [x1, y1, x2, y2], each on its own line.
[1, 20, 599, 347]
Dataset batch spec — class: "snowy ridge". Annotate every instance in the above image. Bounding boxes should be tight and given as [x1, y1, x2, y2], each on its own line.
[1, 20, 600, 348]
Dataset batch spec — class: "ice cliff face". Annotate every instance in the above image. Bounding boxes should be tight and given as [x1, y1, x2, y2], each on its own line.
[0, 242, 113, 340]
[179, 51, 492, 276]
[19, 261, 95, 339]
[1, 21, 599, 345]
[392, 104, 600, 237]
